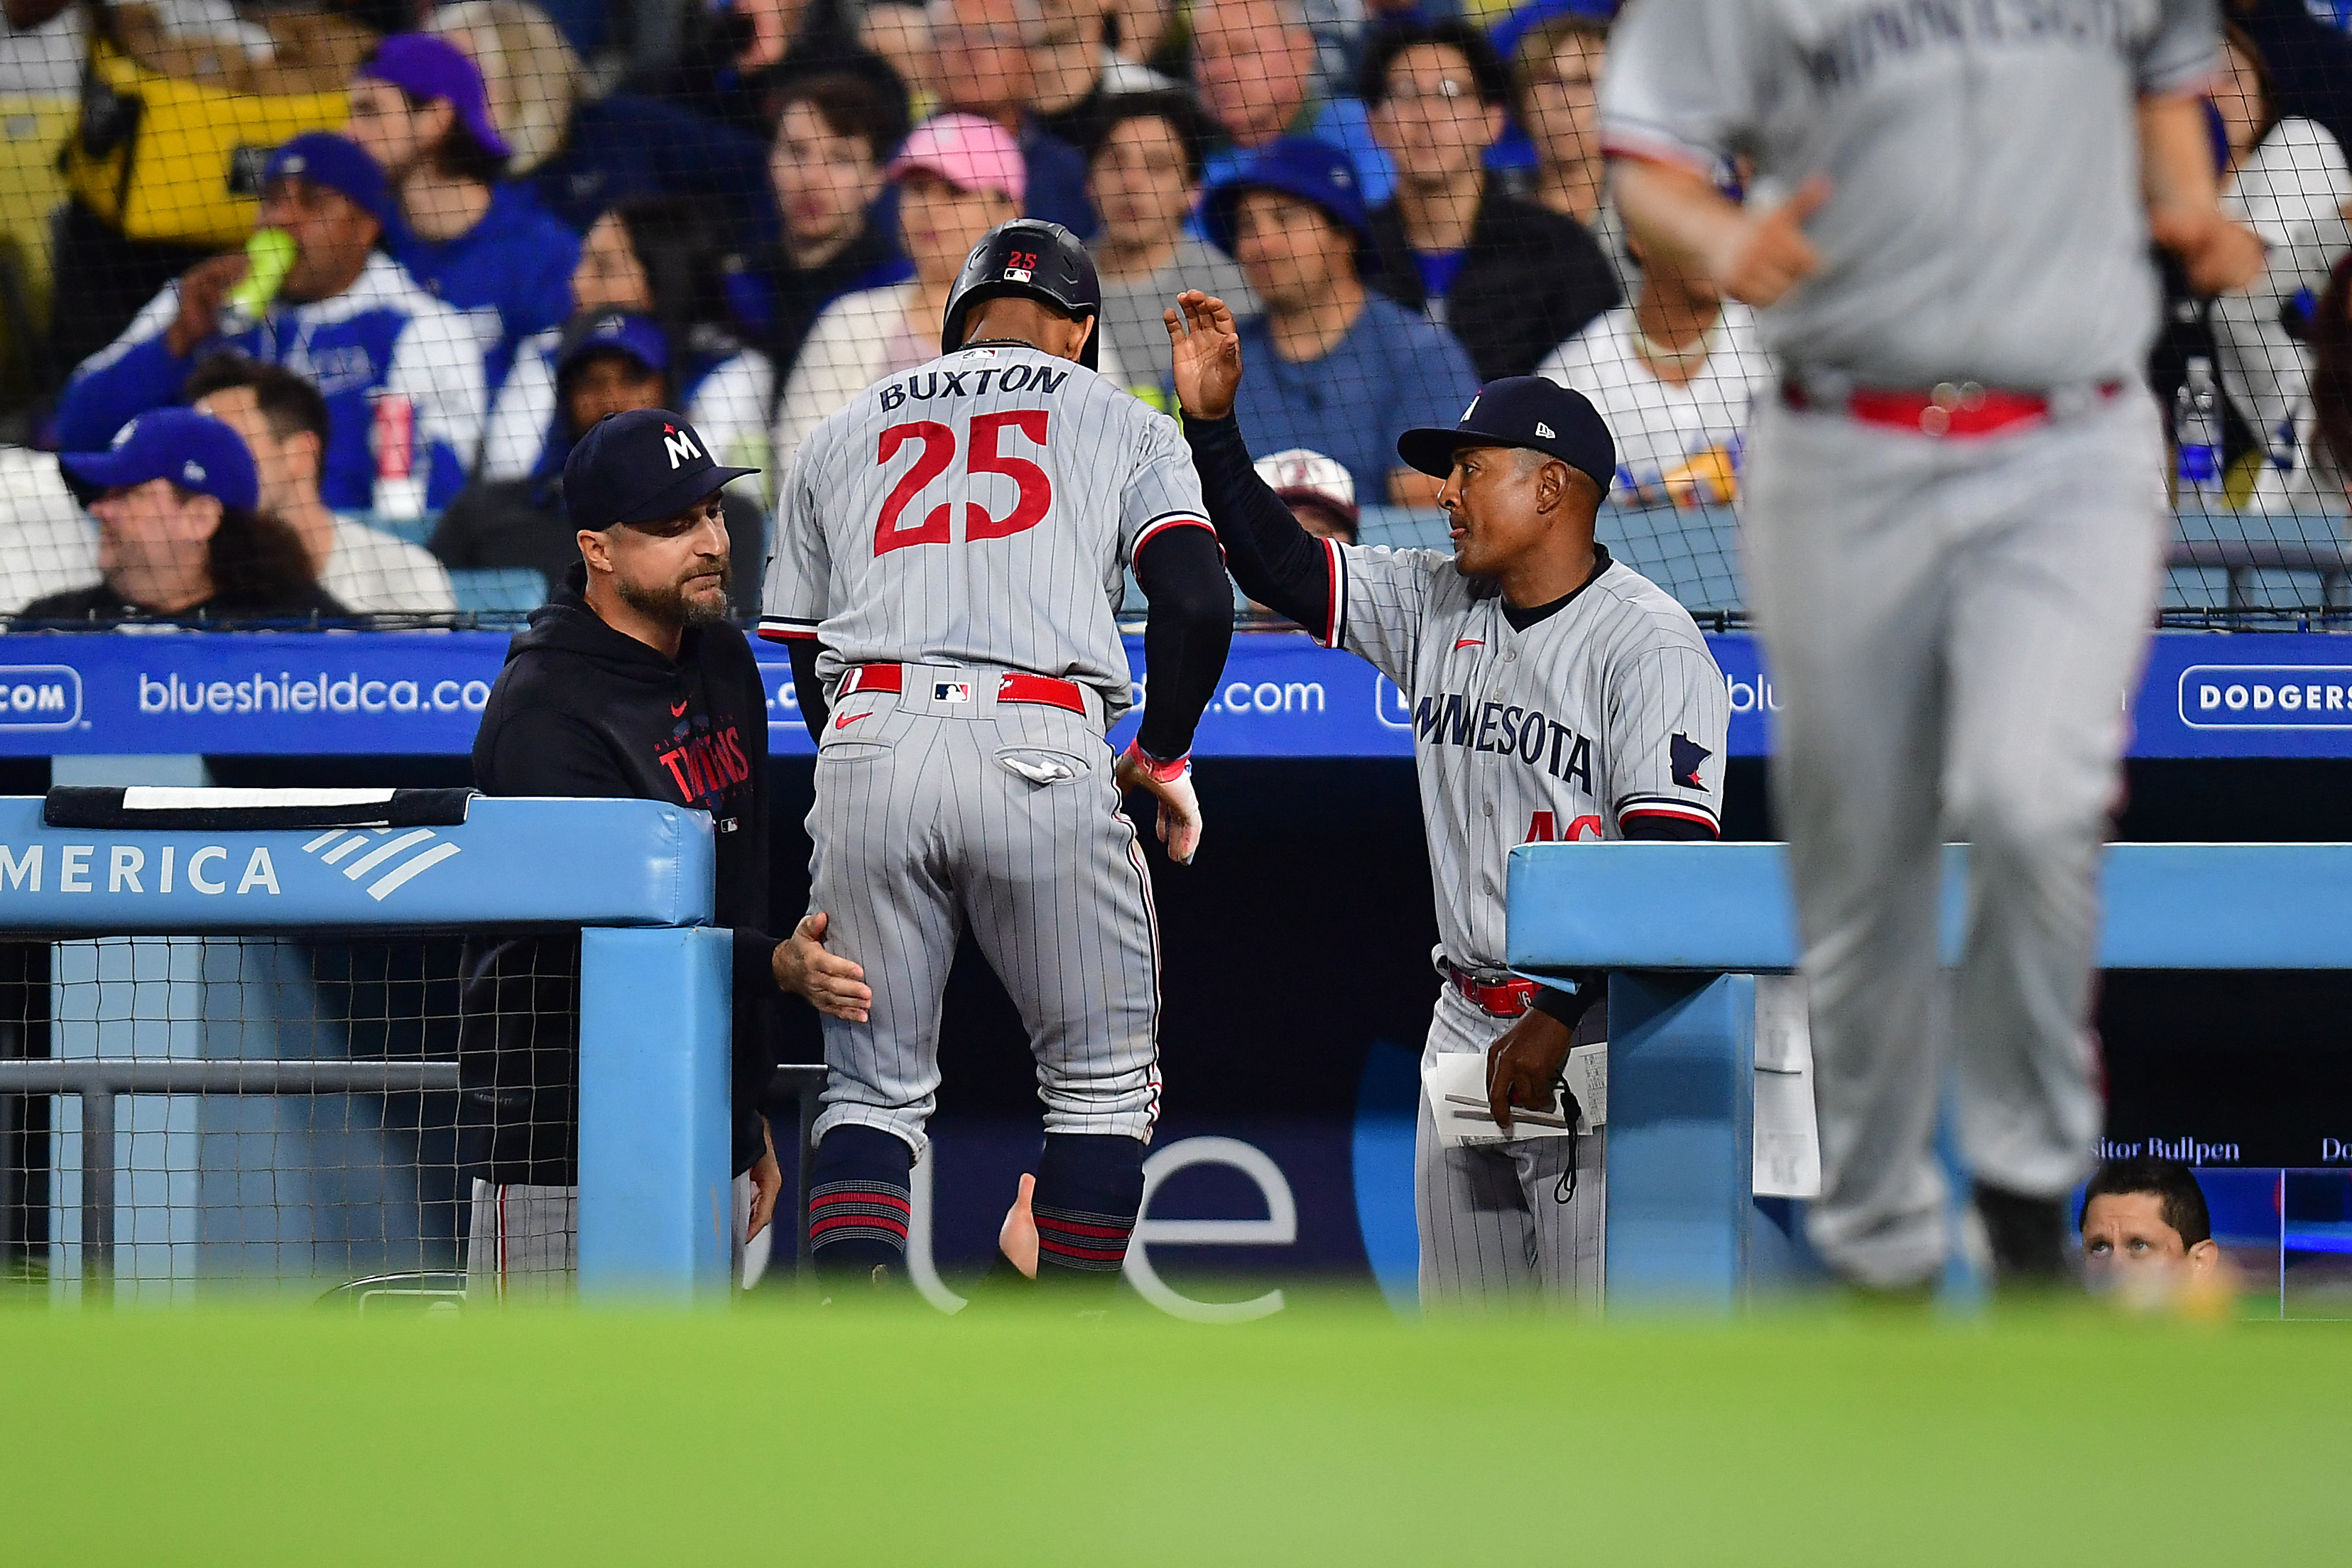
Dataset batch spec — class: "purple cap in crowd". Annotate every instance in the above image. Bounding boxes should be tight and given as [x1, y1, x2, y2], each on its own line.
[358, 34, 513, 160]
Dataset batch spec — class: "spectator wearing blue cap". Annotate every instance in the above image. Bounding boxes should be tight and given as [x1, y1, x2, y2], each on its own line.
[435, 311, 766, 613]
[1206, 136, 1480, 506]
[1360, 19, 1618, 383]
[54, 132, 488, 516]
[16, 410, 344, 626]
[347, 33, 583, 398]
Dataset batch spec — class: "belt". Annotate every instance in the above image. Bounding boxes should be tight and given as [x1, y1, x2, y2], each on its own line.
[1445, 961, 1538, 1019]
[838, 663, 1090, 717]
[1780, 378, 2122, 437]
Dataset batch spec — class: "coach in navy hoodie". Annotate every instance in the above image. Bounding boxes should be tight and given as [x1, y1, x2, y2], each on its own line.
[459, 408, 870, 1294]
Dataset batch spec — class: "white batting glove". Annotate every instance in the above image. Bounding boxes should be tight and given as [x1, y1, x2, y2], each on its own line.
[1115, 740, 1202, 865]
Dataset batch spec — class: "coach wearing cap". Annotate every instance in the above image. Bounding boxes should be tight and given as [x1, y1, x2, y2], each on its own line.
[17, 410, 344, 626]
[55, 131, 486, 516]
[1167, 289, 1728, 1311]
[458, 408, 869, 1299]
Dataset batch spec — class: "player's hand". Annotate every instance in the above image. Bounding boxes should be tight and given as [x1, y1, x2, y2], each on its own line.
[773, 911, 872, 1023]
[998, 1172, 1040, 1279]
[1164, 289, 1244, 422]
[1486, 1009, 1574, 1133]
[2149, 205, 2267, 295]
[746, 1117, 783, 1244]
[1116, 740, 1202, 864]
[165, 254, 247, 357]
[1704, 175, 1829, 308]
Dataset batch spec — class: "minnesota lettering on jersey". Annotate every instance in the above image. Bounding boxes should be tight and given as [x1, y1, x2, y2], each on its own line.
[1413, 690, 1595, 792]
[878, 363, 1071, 411]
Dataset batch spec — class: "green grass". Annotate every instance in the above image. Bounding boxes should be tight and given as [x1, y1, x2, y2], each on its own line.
[4, 1295, 2345, 1564]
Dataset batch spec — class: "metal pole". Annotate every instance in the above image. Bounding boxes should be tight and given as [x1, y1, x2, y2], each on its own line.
[774, 1063, 826, 1282]
[80, 1087, 111, 1293]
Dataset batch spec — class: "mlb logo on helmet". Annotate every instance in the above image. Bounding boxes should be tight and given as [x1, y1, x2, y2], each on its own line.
[1003, 264, 1033, 283]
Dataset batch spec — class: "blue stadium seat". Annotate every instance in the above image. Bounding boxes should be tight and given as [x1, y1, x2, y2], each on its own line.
[448, 568, 548, 614]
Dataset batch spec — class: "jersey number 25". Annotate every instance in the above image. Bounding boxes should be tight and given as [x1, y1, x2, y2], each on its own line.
[875, 413, 1053, 555]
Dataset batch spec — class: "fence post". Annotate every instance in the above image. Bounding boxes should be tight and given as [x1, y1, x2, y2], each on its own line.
[1604, 971, 1755, 1312]
[79, 1084, 112, 1292]
[576, 925, 732, 1302]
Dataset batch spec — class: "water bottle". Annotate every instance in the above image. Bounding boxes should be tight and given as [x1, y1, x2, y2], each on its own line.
[2173, 356, 2224, 503]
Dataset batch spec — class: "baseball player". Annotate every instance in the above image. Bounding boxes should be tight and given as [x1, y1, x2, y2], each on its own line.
[1602, 0, 2264, 1293]
[759, 220, 1235, 1292]
[1165, 290, 1730, 1311]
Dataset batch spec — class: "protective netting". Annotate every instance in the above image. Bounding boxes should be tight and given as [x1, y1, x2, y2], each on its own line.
[0, 930, 577, 1302]
[0, 2, 2341, 628]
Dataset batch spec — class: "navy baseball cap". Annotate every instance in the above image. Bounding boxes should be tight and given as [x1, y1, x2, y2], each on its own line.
[263, 133, 392, 228]
[1203, 137, 1371, 257]
[1397, 376, 1616, 491]
[556, 311, 670, 379]
[562, 408, 758, 530]
[359, 34, 513, 160]
[60, 408, 260, 512]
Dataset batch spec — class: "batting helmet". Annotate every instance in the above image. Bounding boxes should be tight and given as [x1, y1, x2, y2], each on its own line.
[940, 219, 1102, 370]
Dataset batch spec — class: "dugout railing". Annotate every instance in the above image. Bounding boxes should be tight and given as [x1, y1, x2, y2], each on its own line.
[0, 793, 738, 1303]
[1507, 840, 2352, 1310]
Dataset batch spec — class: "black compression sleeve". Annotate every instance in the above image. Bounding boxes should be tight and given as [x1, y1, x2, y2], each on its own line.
[1182, 413, 1335, 638]
[1133, 524, 1234, 760]
[1534, 815, 1721, 1030]
[786, 637, 827, 741]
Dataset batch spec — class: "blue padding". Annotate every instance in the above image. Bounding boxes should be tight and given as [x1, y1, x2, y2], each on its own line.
[1508, 840, 2352, 974]
[576, 925, 733, 1302]
[0, 795, 713, 933]
[1606, 971, 1754, 1311]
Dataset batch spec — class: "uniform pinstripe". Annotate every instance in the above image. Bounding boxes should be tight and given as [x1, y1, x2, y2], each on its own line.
[759, 344, 1206, 1158]
[1327, 540, 1728, 1308]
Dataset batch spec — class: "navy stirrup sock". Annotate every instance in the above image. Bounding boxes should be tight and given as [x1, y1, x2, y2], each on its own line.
[1030, 1133, 1146, 1287]
[807, 1125, 914, 1281]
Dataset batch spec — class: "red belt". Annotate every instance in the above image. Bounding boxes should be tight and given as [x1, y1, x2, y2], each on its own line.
[1781, 379, 2121, 437]
[838, 663, 1089, 717]
[1446, 962, 1537, 1019]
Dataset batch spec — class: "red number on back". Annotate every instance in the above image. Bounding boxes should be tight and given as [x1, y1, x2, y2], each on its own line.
[964, 410, 1053, 541]
[874, 421, 955, 555]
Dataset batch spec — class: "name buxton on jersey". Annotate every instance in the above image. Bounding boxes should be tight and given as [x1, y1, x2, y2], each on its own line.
[876, 362, 1075, 412]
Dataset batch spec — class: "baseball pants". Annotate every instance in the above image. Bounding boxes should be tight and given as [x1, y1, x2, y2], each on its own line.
[1741, 385, 2166, 1287]
[806, 665, 1161, 1158]
[464, 1176, 758, 1301]
[1415, 986, 1606, 1312]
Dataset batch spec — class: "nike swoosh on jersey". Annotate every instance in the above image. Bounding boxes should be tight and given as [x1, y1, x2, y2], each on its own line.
[670, 697, 690, 717]
[1454, 638, 1484, 650]
[834, 710, 869, 730]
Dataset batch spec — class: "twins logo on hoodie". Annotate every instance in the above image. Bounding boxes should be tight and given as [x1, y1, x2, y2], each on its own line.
[655, 707, 753, 826]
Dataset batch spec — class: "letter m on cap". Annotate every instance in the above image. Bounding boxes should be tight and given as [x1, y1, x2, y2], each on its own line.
[663, 428, 702, 469]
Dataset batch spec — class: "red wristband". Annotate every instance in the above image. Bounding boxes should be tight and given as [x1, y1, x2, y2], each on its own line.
[1122, 739, 1190, 784]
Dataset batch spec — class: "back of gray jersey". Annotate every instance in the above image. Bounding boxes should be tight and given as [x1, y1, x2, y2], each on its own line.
[1328, 542, 1730, 971]
[760, 344, 1209, 719]
[1599, 0, 2219, 388]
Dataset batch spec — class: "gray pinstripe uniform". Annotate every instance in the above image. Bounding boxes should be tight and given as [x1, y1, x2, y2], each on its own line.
[760, 344, 1210, 1158]
[1603, 0, 2214, 1285]
[1322, 539, 1729, 1309]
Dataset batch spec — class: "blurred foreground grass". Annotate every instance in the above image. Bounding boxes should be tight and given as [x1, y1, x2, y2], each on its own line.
[2, 1292, 2344, 1565]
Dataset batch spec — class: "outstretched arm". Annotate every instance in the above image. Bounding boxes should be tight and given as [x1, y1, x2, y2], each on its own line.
[1165, 291, 1339, 639]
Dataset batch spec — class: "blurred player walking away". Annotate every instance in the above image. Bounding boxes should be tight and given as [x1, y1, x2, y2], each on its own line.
[761, 220, 1233, 1297]
[1603, 0, 2264, 1295]
[1166, 290, 1728, 1312]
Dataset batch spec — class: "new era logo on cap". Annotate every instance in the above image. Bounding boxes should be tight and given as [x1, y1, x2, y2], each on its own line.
[182, 460, 206, 484]
[1537, 423, 1556, 438]
[281, 154, 307, 174]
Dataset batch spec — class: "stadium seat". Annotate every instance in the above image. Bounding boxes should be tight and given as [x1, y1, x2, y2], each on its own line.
[448, 568, 548, 614]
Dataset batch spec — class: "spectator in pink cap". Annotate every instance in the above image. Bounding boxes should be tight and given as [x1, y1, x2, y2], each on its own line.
[771, 113, 1126, 470]
[348, 33, 582, 396]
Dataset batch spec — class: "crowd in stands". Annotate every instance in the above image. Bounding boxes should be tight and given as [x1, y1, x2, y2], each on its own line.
[0, 0, 2346, 626]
